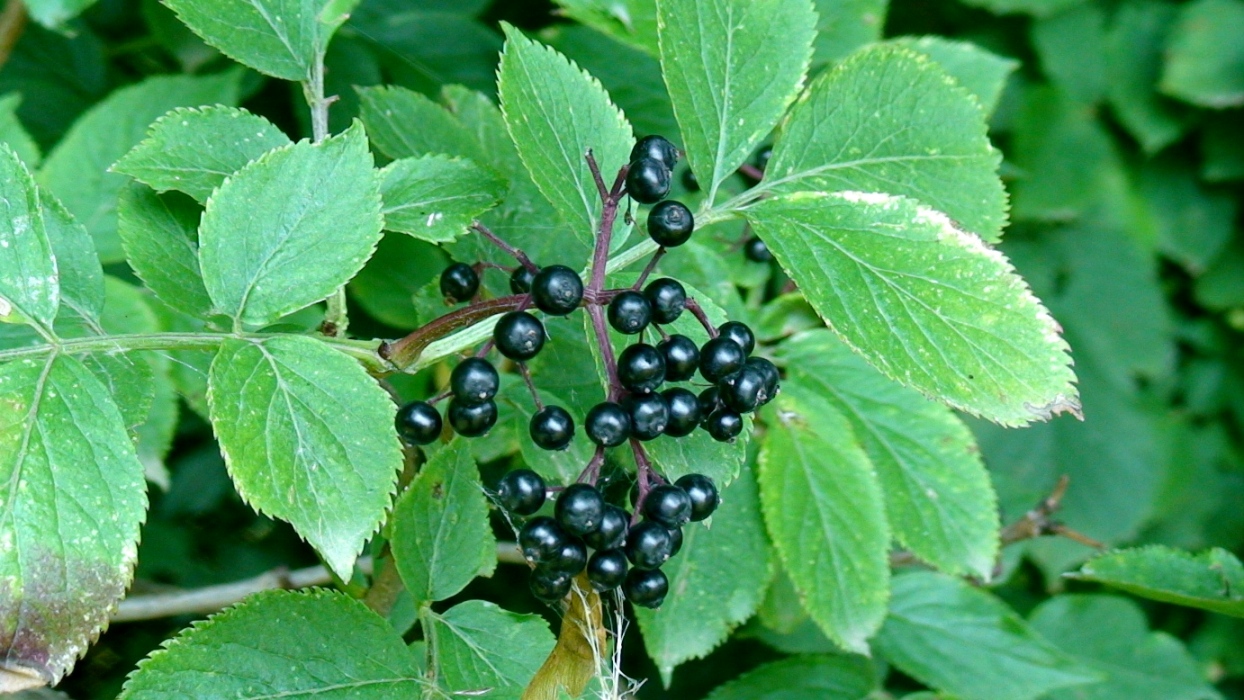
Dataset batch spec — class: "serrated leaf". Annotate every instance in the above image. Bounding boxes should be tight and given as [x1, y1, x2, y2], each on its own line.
[1105, 1, 1191, 153]
[380, 155, 505, 242]
[36, 72, 241, 263]
[636, 465, 773, 683]
[81, 278, 160, 430]
[704, 654, 878, 700]
[1160, 0, 1244, 108]
[760, 45, 1008, 243]
[199, 122, 382, 327]
[812, 0, 888, 65]
[430, 600, 556, 699]
[117, 184, 213, 319]
[779, 330, 1000, 578]
[1069, 546, 1244, 617]
[759, 386, 889, 654]
[0, 144, 57, 329]
[0, 354, 146, 688]
[0, 94, 41, 168]
[747, 191, 1078, 426]
[553, 0, 660, 56]
[657, 0, 816, 205]
[889, 36, 1018, 117]
[497, 25, 634, 247]
[40, 193, 103, 323]
[875, 572, 1100, 700]
[391, 440, 496, 607]
[119, 589, 424, 699]
[357, 85, 486, 162]
[113, 106, 292, 204]
[207, 336, 403, 579]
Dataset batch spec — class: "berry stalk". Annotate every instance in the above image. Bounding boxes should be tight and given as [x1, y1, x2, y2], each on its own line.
[380, 294, 530, 369]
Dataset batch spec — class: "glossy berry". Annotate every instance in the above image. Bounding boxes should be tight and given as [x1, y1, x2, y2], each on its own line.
[625, 520, 673, 570]
[624, 567, 668, 608]
[747, 357, 780, 405]
[545, 537, 588, 575]
[584, 504, 629, 550]
[718, 321, 755, 356]
[699, 336, 745, 383]
[703, 408, 743, 443]
[532, 265, 584, 316]
[530, 569, 572, 602]
[626, 157, 671, 204]
[586, 402, 631, 447]
[668, 526, 683, 557]
[439, 262, 479, 303]
[721, 364, 765, 412]
[698, 386, 721, 416]
[494, 311, 545, 361]
[625, 393, 669, 441]
[662, 388, 702, 438]
[395, 401, 442, 445]
[643, 485, 692, 528]
[496, 469, 546, 516]
[676, 474, 720, 521]
[631, 135, 679, 169]
[450, 357, 499, 403]
[520, 516, 567, 564]
[587, 549, 629, 592]
[680, 168, 699, 192]
[643, 278, 686, 324]
[659, 335, 699, 382]
[744, 237, 773, 263]
[555, 483, 606, 536]
[647, 201, 694, 248]
[618, 343, 666, 394]
[608, 291, 652, 335]
[510, 265, 537, 294]
[448, 397, 497, 437]
[530, 405, 574, 451]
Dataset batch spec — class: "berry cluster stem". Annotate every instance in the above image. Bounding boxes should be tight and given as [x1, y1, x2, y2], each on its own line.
[472, 221, 539, 273]
[381, 295, 530, 368]
[584, 151, 630, 402]
[684, 297, 718, 338]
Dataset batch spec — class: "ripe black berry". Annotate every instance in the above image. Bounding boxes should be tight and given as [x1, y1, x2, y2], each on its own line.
[532, 265, 584, 316]
[510, 265, 537, 294]
[631, 135, 679, 169]
[643, 485, 692, 528]
[721, 364, 765, 413]
[625, 520, 673, 570]
[676, 474, 720, 521]
[520, 516, 567, 564]
[718, 321, 755, 356]
[659, 335, 699, 381]
[703, 408, 743, 442]
[448, 397, 497, 437]
[699, 336, 745, 383]
[662, 388, 701, 437]
[626, 157, 671, 204]
[618, 343, 665, 394]
[647, 201, 694, 248]
[440, 262, 479, 303]
[624, 568, 668, 608]
[744, 237, 773, 263]
[681, 168, 699, 192]
[586, 402, 631, 447]
[395, 401, 441, 445]
[643, 278, 686, 324]
[668, 526, 683, 557]
[608, 291, 652, 335]
[583, 504, 629, 550]
[625, 393, 669, 441]
[530, 405, 574, 451]
[496, 469, 546, 515]
[494, 311, 545, 361]
[747, 357, 780, 405]
[555, 483, 606, 536]
[545, 537, 588, 575]
[530, 568, 572, 602]
[698, 386, 721, 415]
[587, 549, 629, 592]
[450, 357, 499, 403]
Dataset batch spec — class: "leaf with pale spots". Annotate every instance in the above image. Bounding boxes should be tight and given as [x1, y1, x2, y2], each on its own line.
[0, 144, 57, 330]
[380, 154, 506, 243]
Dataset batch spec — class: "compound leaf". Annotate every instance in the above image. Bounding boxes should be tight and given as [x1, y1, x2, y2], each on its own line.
[380, 155, 506, 243]
[117, 183, 214, 319]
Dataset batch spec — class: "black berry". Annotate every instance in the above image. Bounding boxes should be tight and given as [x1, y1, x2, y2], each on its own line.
[668, 526, 683, 557]
[718, 321, 755, 356]
[510, 265, 537, 294]
[494, 311, 545, 361]
[448, 397, 497, 437]
[450, 357, 499, 403]
[587, 549, 629, 592]
[703, 408, 743, 442]
[626, 157, 671, 204]
[643, 278, 686, 324]
[699, 336, 745, 383]
[545, 537, 588, 575]
[721, 364, 765, 412]
[647, 201, 694, 248]
[698, 386, 721, 416]
[608, 291, 652, 335]
[624, 568, 668, 608]
[676, 474, 720, 521]
[555, 483, 606, 536]
[520, 516, 567, 564]
[583, 504, 629, 550]
[681, 168, 699, 192]
[618, 343, 666, 394]
[532, 265, 584, 316]
[659, 335, 699, 381]
[395, 401, 441, 445]
[586, 402, 631, 447]
[625, 520, 673, 570]
[744, 237, 773, 263]
[440, 262, 479, 303]
[530, 568, 572, 602]
[625, 393, 669, 441]
[662, 388, 702, 437]
[496, 469, 546, 515]
[631, 135, 679, 169]
[530, 405, 574, 451]
[643, 484, 692, 528]
[747, 356, 780, 405]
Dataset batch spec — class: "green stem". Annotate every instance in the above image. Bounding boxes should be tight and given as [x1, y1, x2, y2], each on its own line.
[419, 604, 440, 693]
[304, 49, 331, 144]
[323, 288, 349, 337]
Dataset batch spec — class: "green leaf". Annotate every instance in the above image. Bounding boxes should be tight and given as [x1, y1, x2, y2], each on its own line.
[746, 191, 1079, 426]
[207, 335, 403, 579]
[958, 0, 1086, 18]
[83, 278, 161, 430]
[1031, 3, 1107, 104]
[703, 655, 878, 700]
[1029, 595, 1223, 700]
[36, 72, 241, 263]
[779, 330, 999, 578]
[760, 45, 1008, 243]
[430, 600, 556, 699]
[41, 193, 103, 323]
[875, 572, 1100, 700]
[1202, 111, 1244, 182]
[497, 25, 634, 248]
[0, 94, 41, 167]
[357, 85, 485, 162]
[636, 465, 773, 683]
[348, 232, 447, 329]
[1140, 156, 1238, 275]
[0, 354, 146, 687]
[1196, 240, 1244, 310]
[117, 184, 214, 319]
[380, 155, 505, 242]
[1070, 546, 1244, 617]
[552, 0, 660, 56]
[657, 0, 816, 205]
[811, 0, 888, 65]
[349, 11, 501, 96]
[391, 440, 496, 607]
[888, 36, 1019, 117]
[199, 121, 382, 327]
[119, 590, 424, 699]
[0, 144, 57, 329]
[1160, 0, 1244, 109]
[22, 0, 97, 29]
[759, 385, 889, 654]
[1105, 1, 1191, 153]
[495, 383, 594, 485]
[113, 106, 292, 204]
